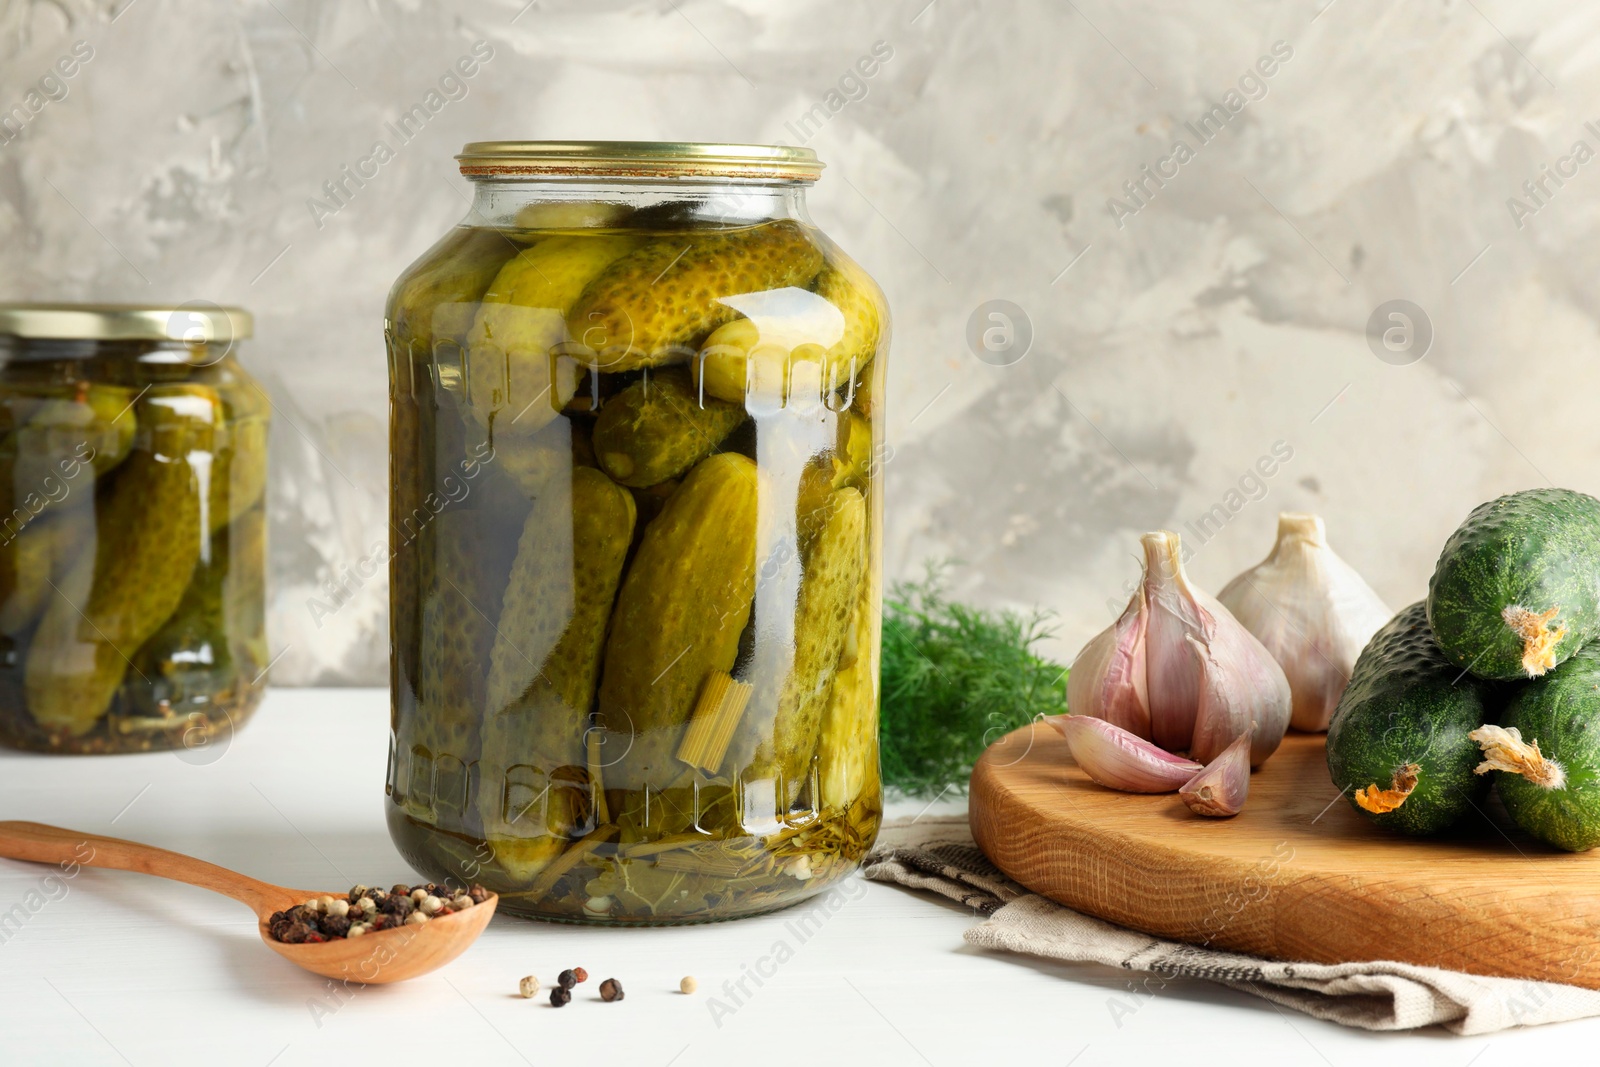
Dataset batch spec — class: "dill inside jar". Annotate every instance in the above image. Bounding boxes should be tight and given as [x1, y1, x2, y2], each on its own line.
[386, 141, 887, 923]
[0, 304, 269, 755]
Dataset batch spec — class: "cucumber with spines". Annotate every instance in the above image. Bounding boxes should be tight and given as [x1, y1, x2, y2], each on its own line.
[1326, 602, 1507, 836]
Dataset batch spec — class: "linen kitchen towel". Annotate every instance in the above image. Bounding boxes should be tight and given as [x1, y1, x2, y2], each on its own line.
[862, 816, 1600, 1035]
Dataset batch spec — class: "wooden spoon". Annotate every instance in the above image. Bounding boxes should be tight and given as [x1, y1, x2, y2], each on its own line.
[0, 820, 496, 984]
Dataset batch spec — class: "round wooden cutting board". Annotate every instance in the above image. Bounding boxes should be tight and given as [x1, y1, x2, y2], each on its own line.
[969, 722, 1600, 988]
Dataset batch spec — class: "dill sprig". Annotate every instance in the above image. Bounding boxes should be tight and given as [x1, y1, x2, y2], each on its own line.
[879, 563, 1070, 796]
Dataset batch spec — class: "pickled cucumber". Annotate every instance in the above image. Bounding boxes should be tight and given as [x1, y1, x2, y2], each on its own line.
[465, 235, 641, 436]
[818, 579, 880, 810]
[592, 369, 747, 488]
[210, 381, 269, 530]
[813, 259, 885, 386]
[568, 222, 824, 372]
[0, 505, 93, 636]
[479, 467, 635, 878]
[485, 467, 636, 715]
[746, 486, 866, 800]
[223, 507, 268, 676]
[128, 526, 237, 717]
[19, 384, 137, 477]
[390, 226, 520, 348]
[412, 507, 518, 782]
[600, 453, 759, 786]
[494, 417, 595, 498]
[24, 385, 219, 736]
[692, 258, 883, 406]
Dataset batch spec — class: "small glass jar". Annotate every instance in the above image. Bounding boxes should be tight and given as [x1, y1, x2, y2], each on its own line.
[0, 304, 270, 754]
[386, 141, 887, 923]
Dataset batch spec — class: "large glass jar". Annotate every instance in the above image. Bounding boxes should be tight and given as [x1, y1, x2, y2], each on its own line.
[0, 304, 270, 754]
[386, 142, 887, 923]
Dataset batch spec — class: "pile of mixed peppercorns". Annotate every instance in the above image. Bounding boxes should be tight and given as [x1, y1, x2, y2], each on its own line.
[268, 883, 490, 944]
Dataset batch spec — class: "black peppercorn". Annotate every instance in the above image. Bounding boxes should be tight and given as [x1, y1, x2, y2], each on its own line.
[468, 884, 490, 905]
[549, 986, 572, 1007]
[320, 914, 352, 938]
[558, 969, 578, 989]
[599, 978, 624, 1002]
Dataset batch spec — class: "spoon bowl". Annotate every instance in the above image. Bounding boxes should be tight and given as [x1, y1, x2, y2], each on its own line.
[259, 891, 498, 984]
[0, 820, 496, 985]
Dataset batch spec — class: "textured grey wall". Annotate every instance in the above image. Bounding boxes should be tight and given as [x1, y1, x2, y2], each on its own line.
[1, 0, 1592, 682]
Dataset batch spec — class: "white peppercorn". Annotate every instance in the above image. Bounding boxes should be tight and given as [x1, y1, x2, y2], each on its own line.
[518, 975, 540, 999]
[419, 895, 443, 915]
[680, 976, 698, 995]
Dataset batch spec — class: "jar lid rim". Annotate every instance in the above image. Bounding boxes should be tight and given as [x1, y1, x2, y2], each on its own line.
[456, 141, 823, 181]
[0, 303, 253, 342]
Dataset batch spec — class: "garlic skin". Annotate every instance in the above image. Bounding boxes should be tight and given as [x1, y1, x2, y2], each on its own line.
[1067, 531, 1292, 769]
[1046, 715, 1203, 793]
[1180, 734, 1251, 817]
[1218, 513, 1392, 733]
[1065, 585, 1150, 739]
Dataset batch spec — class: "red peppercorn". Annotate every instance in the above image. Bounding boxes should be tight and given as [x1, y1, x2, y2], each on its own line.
[572, 967, 589, 984]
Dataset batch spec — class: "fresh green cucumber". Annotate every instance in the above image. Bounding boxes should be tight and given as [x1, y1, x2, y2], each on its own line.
[1326, 602, 1504, 836]
[1427, 488, 1600, 680]
[1472, 644, 1600, 851]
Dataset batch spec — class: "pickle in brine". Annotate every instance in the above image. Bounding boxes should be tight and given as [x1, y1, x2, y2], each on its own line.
[693, 258, 883, 406]
[818, 579, 880, 810]
[209, 379, 270, 531]
[592, 369, 747, 488]
[128, 526, 237, 717]
[600, 453, 759, 786]
[464, 235, 640, 436]
[411, 507, 518, 783]
[0, 505, 94, 636]
[568, 222, 824, 373]
[390, 226, 521, 349]
[479, 467, 636, 880]
[24, 385, 218, 736]
[747, 486, 867, 801]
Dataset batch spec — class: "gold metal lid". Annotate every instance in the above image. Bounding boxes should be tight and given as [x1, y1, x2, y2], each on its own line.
[0, 302, 253, 343]
[456, 141, 823, 182]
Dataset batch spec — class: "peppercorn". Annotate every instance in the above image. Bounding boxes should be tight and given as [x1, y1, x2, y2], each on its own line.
[599, 978, 623, 1002]
[549, 986, 572, 1007]
[279, 921, 318, 944]
[558, 969, 578, 989]
[378, 894, 414, 921]
[519, 976, 540, 999]
[468, 884, 490, 905]
[572, 967, 588, 984]
[320, 914, 352, 938]
[679, 976, 698, 995]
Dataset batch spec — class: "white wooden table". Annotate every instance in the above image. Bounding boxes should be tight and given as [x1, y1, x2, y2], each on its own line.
[0, 689, 1591, 1065]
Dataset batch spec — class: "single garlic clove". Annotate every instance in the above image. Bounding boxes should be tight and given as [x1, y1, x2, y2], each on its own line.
[1185, 610, 1292, 768]
[1046, 714, 1204, 793]
[1180, 734, 1251, 817]
[1141, 532, 1207, 751]
[1066, 584, 1152, 738]
[1218, 513, 1392, 733]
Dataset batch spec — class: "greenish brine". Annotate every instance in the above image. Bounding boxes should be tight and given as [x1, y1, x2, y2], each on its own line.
[1427, 488, 1600, 680]
[385, 142, 888, 923]
[1326, 602, 1506, 836]
[0, 303, 270, 754]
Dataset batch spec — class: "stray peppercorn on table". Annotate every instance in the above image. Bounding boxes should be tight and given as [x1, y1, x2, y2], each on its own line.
[386, 144, 888, 924]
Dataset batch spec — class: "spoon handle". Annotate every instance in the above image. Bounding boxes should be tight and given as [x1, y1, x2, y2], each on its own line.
[0, 820, 297, 916]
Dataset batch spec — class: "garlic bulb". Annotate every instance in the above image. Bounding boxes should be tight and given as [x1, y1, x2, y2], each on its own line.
[1047, 715, 1203, 793]
[1069, 530, 1291, 769]
[1217, 513, 1392, 733]
[1180, 734, 1251, 817]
